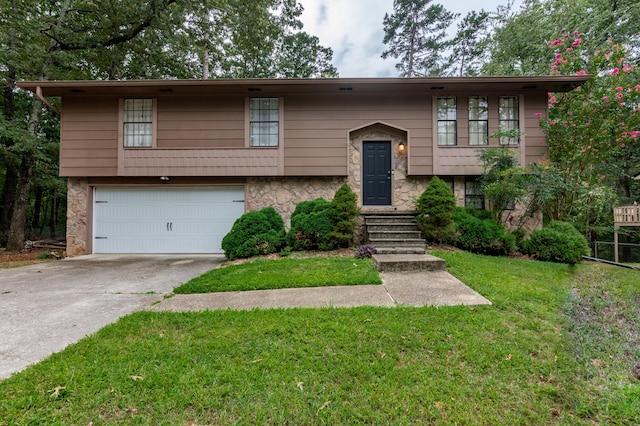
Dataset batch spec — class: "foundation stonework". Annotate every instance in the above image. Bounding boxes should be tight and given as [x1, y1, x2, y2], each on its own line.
[66, 177, 89, 257]
[245, 177, 347, 228]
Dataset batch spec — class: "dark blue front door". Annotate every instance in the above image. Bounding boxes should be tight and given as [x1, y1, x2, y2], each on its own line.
[363, 141, 391, 206]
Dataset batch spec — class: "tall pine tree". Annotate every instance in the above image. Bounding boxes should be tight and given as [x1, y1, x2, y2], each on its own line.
[382, 0, 457, 77]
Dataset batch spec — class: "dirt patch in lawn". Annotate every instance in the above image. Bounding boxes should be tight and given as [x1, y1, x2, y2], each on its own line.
[0, 248, 63, 269]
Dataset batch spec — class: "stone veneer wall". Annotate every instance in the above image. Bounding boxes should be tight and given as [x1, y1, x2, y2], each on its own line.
[245, 177, 347, 228]
[66, 177, 89, 257]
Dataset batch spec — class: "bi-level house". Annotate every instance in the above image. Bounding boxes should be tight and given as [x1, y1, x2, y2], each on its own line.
[19, 76, 587, 256]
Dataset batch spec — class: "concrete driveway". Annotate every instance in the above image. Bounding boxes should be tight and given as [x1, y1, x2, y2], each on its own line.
[0, 254, 224, 379]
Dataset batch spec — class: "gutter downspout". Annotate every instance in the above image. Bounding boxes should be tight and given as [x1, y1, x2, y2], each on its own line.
[35, 86, 61, 116]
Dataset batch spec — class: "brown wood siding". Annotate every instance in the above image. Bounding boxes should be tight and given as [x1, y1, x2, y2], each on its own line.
[121, 148, 279, 176]
[60, 97, 119, 177]
[523, 93, 549, 165]
[283, 93, 432, 176]
[58, 89, 549, 179]
[156, 96, 244, 148]
[434, 94, 548, 175]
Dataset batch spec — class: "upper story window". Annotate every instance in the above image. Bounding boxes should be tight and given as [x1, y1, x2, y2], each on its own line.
[468, 96, 488, 146]
[249, 98, 279, 147]
[123, 99, 153, 148]
[499, 96, 520, 145]
[437, 97, 457, 146]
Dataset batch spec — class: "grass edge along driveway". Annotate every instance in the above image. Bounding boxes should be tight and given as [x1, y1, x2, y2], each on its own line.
[1, 251, 639, 424]
[174, 256, 382, 293]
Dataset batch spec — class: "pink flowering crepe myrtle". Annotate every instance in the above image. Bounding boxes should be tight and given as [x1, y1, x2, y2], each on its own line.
[539, 31, 640, 187]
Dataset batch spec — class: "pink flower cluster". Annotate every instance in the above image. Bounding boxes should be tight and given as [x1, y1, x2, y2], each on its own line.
[622, 131, 640, 139]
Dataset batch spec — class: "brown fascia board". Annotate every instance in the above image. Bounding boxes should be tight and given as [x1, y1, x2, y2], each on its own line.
[17, 76, 590, 97]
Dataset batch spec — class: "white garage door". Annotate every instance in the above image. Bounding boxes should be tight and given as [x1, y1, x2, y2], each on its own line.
[93, 187, 245, 254]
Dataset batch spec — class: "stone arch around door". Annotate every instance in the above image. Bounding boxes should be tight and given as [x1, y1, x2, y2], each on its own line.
[348, 122, 429, 212]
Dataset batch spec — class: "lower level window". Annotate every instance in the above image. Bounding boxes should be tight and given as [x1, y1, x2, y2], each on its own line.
[465, 178, 484, 209]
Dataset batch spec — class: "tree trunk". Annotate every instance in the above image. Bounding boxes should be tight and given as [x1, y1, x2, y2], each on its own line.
[0, 8, 17, 244]
[31, 186, 43, 235]
[0, 165, 18, 245]
[6, 154, 34, 250]
[6, 0, 72, 250]
[49, 195, 57, 236]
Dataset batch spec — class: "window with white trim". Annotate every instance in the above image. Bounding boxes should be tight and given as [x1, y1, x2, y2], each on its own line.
[499, 96, 520, 145]
[123, 99, 153, 148]
[468, 96, 488, 146]
[249, 98, 279, 147]
[437, 97, 457, 146]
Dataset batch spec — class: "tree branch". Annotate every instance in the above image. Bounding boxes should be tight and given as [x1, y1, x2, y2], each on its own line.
[42, 0, 177, 52]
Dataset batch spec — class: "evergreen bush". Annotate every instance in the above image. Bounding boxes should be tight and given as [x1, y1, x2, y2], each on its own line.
[221, 207, 285, 260]
[415, 176, 457, 243]
[523, 221, 589, 264]
[452, 207, 516, 255]
[328, 184, 360, 248]
[287, 198, 334, 251]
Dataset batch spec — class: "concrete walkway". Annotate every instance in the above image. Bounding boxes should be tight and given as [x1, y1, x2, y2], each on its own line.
[151, 270, 491, 311]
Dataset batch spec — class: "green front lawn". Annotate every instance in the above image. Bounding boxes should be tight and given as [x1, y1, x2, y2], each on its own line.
[174, 256, 382, 293]
[1, 252, 639, 424]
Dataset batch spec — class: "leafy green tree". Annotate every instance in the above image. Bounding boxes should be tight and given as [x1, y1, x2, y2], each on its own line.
[478, 147, 527, 224]
[483, 0, 640, 75]
[0, 0, 336, 250]
[382, 0, 458, 76]
[541, 33, 640, 211]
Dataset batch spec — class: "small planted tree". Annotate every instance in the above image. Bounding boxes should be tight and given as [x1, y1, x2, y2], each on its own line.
[415, 176, 457, 243]
[328, 183, 360, 248]
[221, 207, 285, 260]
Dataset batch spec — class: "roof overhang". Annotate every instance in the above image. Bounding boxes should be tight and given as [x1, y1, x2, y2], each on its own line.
[17, 76, 590, 97]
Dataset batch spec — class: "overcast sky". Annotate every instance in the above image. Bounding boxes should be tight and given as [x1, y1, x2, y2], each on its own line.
[298, 0, 523, 77]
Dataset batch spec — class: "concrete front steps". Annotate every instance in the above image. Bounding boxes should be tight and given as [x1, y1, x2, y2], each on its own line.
[372, 253, 446, 272]
[363, 212, 426, 255]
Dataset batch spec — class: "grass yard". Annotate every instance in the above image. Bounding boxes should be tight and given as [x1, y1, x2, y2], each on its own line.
[1, 252, 639, 424]
[174, 256, 382, 293]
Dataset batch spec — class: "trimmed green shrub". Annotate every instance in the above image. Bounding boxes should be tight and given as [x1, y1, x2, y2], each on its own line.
[221, 207, 285, 260]
[462, 206, 493, 221]
[287, 198, 334, 251]
[510, 228, 526, 251]
[415, 176, 457, 243]
[523, 221, 589, 264]
[328, 184, 360, 248]
[452, 207, 516, 255]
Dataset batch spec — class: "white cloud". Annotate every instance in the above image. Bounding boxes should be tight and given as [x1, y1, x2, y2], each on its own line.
[299, 0, 523, 77]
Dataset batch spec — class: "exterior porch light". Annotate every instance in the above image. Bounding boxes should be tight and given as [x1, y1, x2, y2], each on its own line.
[398, 141, 406, 154]
[160, 176, 170, 181]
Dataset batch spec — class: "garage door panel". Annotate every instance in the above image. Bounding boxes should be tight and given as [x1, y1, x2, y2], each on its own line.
[93, 187, 244, 254]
